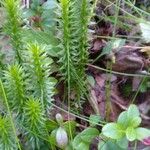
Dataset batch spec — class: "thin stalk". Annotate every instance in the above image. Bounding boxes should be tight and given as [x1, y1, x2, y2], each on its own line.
[134, 140, 137, 150]
[125, 0, 150, 17]
[51, 102, 105, 126]
[95, 35, 143, 40]
[131, 78, 146, 104]
[0, 79, 22, 150]
[88, 64, 150, 77]
[105, 0, 140, 20]
[105, 62, 112, 121]
[104, 0, 120, 121]
[131, 68, 150, 104]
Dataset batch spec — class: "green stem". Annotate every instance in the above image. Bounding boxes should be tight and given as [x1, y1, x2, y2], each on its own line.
[131, 68, 150, 104]
[105, 0, 120, 121]
[51, 102, 105, 126]
[88, 64, 149, 77]
[134, 140, 137, 150]
[105, 62, 112, 121]
[0, 79, 22, 150]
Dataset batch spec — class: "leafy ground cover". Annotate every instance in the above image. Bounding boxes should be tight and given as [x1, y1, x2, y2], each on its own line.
[0, 0, 150, 150]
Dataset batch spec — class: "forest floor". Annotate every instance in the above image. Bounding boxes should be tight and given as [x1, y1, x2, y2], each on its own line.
[0, 0, 150, 149]
[87, 0, 150, 149]
[51, 1, 150, 149]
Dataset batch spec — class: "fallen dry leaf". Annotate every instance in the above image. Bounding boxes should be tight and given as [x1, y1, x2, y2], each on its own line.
[111, 48, 144, 72]
[141, 46, 150, 57]
[91, 39, 105, 53]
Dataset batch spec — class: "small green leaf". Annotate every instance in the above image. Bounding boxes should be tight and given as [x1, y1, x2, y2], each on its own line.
[100, 39, 126, 57]
[116, 137, 128, 149]
[135, 128, 150, 140]
[98, 141, 106, 150]
[126, 127, 136, 141]
[128, 117, 141, 128]
[117, 111, 128, 129]
[127, 104, 140, 119]
[73, 139, 89, 150]
[127, 105, 141, 128]
[87, 76, 95, 87]
[100, 41, 112, 57]
[118, 105, 141, 128]
[89, 114, 101, 126]
[98, 140, 125, 150]
[73, 128, 99, 150]
[80, 128, 99, 143]
[102, 123, 124, 139]
[73, 136, 89, 150]
[112, 39, 126, 49]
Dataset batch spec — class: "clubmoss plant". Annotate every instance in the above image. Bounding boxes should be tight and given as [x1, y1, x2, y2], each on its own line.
[0, 42, 57, 149]
[23, 98, 47, 150]
[0, 79, 22, 150]
[0, 115, 17, 150]
[1, 0, 23, 63]
[58, 0, 91, 100]
[4, 64, 26, 116]
[24, 43, 56, 110]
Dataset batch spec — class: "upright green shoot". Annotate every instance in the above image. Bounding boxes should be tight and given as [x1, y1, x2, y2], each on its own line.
[2, 0, 23, 63]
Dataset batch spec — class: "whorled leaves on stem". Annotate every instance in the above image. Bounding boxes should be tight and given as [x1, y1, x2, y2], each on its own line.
[0, 115, 17, 150]
[1, 0, 23, 63]
[3, 64, 26, 116]
[1, 43, 57, 148]
[57, 0, 91, 100]
[24, 43, 57, 110]
[23, 98, 47, 150]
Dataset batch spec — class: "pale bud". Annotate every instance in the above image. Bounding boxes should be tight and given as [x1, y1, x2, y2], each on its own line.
[56, 127, 68, 149]
[56, 113, 63, 125]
